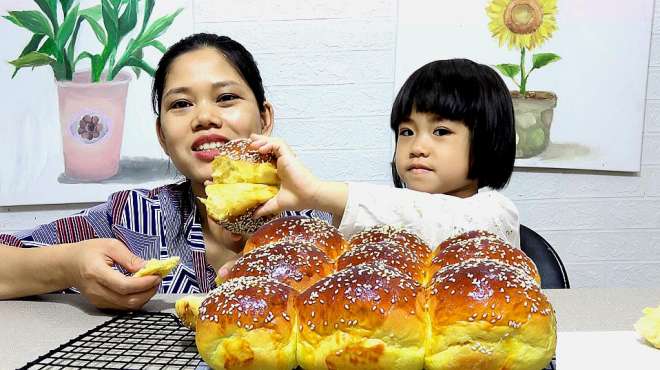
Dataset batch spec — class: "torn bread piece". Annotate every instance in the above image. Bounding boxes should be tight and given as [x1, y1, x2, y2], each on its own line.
[175, 294, 204, 330]
[134, 256, 180, 278]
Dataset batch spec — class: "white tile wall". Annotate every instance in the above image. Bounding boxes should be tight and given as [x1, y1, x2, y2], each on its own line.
[1, 0, 659, 287]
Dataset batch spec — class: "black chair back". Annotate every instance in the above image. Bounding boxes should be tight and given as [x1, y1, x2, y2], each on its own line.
[520, 225, 570, 289]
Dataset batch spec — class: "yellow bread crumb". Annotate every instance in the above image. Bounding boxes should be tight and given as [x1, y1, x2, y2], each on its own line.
[134, 256, 180, 277]
[175, 295, 204, 330]
[634, 304, 660, 349]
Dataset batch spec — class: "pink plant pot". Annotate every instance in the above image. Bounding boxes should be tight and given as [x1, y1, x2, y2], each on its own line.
[56, 71, 131, 181]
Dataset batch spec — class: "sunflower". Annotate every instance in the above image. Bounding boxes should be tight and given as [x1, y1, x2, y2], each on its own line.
[487, 0, 557, 50]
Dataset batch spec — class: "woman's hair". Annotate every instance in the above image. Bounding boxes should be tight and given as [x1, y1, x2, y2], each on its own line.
[151, 33, 266, 116]
[390, 58, 515, 190]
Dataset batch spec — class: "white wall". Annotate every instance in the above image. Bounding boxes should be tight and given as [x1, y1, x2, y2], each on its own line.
[1, 0, 659, 288]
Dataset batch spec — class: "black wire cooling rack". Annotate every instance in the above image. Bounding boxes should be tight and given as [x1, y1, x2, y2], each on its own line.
[19, 311, 556, 370]
[20, 312, 208, 370]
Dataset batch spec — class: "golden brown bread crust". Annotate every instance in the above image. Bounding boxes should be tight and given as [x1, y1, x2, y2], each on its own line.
[296, 263, 427, 370]
[244, 216, 348, 259]
[425, 259, 556, 370]
[336, 240, 427, 284]
[226, 240, 335, 292]
[217, 138, 276, 164]
[435, 230, 502, 251]
[196, 276, 298, 370]
[429, 237, 541, 285]
[348, 225, 432, 265]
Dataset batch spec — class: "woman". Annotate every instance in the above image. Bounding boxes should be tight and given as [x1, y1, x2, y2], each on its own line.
[0, 33, 326, 310]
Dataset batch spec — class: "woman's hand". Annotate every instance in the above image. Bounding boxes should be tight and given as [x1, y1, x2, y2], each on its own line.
[66, 238, 161, 311]
[249, 134, 323, 218]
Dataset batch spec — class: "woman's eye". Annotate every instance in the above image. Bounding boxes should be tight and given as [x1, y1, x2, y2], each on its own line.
[170, 100, 191, 109]
[433, 127, 451, 136]
[399, 128, 413, 136]
[217, 94, 238, 103]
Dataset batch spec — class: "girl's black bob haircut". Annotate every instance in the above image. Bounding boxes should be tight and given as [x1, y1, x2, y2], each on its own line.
[390, 58, 515, 190]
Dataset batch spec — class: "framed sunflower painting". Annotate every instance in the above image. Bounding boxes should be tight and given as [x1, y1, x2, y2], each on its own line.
[395, 0, 654, 172]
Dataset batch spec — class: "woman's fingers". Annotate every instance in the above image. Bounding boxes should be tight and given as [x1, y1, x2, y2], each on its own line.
[253, 198, 281, 219]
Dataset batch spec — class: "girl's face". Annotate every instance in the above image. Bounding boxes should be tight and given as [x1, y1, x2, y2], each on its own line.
[157, 48, 273, 196]
[394, 109, 478, 198]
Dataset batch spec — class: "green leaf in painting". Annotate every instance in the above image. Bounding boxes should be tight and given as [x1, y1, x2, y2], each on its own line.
[118, 0, 138, 40]
[125, 56, 155, 76]
[56, 5, 79, 50]
[81, 14, 107, 44]
[7, 10, 53, 38]
[9, 51, 56, 68]
[532, 53, 561, 69]
[34, 0, 58, 32]
[495, 63, 521, 79]
[11, 34, 45, 77]
[139, 8, 182, 43]
[139, 0, 155, 36]
[146, 40, 166, 53]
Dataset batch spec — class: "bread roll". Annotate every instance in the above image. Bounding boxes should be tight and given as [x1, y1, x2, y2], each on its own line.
[201, 139, 279, 234]
[348, 225, 432, 264]
[430, 235, 541, 285]
[244, 216, 348, 259]
[425, 259, 556, 370]
[224, 240, 335, 292]
[196, 276, 298, 370]
[336, 240, 427, 284]
[296, 263, 427, 370]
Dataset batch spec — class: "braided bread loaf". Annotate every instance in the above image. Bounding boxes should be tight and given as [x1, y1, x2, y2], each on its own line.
[189, 217, 556, 370]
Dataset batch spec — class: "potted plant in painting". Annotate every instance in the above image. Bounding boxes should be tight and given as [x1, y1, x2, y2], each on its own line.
[4, 0, 181, 181]
[486, 0, 561, 158]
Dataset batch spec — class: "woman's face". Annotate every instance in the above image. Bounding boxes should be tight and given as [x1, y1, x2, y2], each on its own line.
[157, 47, 273, 195]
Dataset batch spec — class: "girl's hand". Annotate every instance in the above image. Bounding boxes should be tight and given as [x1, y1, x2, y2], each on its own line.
[249, 134, 323, 218]
[67, 238, 161, 311]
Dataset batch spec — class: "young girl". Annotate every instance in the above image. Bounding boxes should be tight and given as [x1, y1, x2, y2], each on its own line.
[0, 33, 326, 309]
[250, 58, 519, 250]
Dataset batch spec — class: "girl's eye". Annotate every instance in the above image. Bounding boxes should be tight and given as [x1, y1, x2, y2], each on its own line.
[217, 94, 238, 103]
[170, 100, 191, 109]
[433, 127, 451, 136]
[399, 128, 413, 136]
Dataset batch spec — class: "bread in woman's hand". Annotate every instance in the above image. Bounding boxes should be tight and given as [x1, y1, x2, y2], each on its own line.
[225, 240, 335, 292]
[201, 139, 279, 234]
[196, 276, 298, 370]
[244, 216, 348, 259]
[296, 263, 427, 370]
[134, 256, 180, 277]
[425, 259, 556, 370]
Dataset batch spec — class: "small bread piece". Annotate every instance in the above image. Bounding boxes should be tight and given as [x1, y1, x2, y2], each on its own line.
[348, 225, 432, 265]
[134, 256, 180, 277]
[196, 276, 298, 370]
[175, 295, 204, 330]
[244, 216, 348, 259]
[634, 304, 660, 349]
